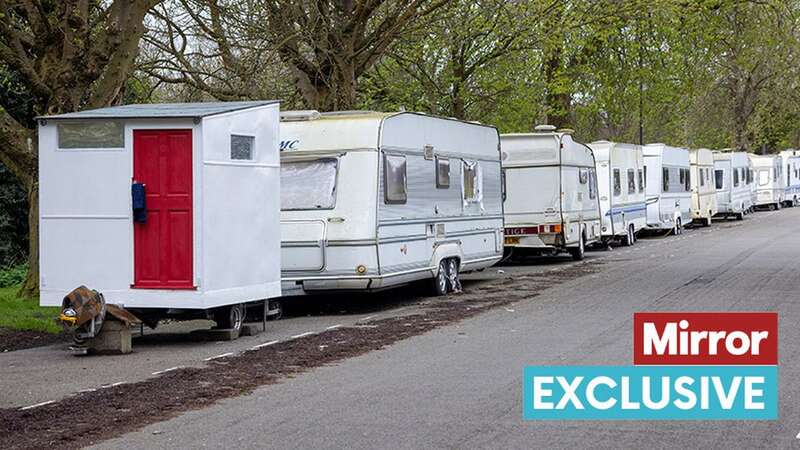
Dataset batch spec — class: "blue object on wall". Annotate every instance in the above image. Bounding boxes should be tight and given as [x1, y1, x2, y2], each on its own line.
[132, 183, 147, 223]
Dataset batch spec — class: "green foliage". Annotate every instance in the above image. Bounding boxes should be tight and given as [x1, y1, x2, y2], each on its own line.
[0, 163, 27, 267]
[0, 264, 27, 288]
[0, 286, 60, 333]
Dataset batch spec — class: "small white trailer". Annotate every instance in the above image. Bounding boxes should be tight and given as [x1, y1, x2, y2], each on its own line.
[749, 153, 785, 210]
[689, 148, 718, 226]
[778, 150, 800, 207]
[279, 111, 503, 296]
[588, 141, 647, 246]
[713, 151, 753, 219]
[501, 126, 601, 261]
[38, 101, 282, 331]
[642, 144, 692, 233]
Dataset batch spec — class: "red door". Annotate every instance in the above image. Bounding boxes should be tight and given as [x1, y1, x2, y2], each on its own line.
[133, 129, 194, 289]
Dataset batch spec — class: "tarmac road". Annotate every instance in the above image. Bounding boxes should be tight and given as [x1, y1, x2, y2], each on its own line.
[1, 233, 599, 409]
[91, 208, 799, 449]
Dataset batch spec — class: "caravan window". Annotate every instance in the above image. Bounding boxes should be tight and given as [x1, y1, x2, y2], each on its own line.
[613, 169, 621, 196]
[281, 159, 339, 210]
[662, 168, 670, 192]
[463, 160, 482, 203]
[436, 155, 450, 189]
[579, 169, 588, 185]
[57, 121, 124, 149]
[715, 169, 724, 189]
[384, 154, 408, 204]
[588, 169, 597, 199]
[733, 168, 740, 187]
[627, 169, 636, 194]
[699, 168, 705, 187]
[758, 169, 770, 186]
[436, 156, 450, 188]
[637, 169, 644, 193]
[684, 168, 691, 191]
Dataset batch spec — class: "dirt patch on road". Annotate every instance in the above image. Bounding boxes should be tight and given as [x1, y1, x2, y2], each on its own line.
[0, 261, 603, 450]
[0, 328, 67, 353]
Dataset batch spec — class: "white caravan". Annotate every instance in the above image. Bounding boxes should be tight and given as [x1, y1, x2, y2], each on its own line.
[643, 144, 692, 233]
[38, 102, 282, 331]
[279, 111, 503, 297]
[749, 154, 785, 210]
[689, 148, 718, 226]
[501, 127, 601, 261]
[779, 150, 800, 206]
[588, 141, 647, 245]
[713, 151, 753, 219]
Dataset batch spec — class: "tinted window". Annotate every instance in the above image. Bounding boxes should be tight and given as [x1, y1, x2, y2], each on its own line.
[662, 168, 669, 192]
[613, 169, 621, 196]
[637, 169, 644, 193]
[384, 154, 408, 204]
[588, 169, 597, 199]
[627, 169, 636, 194]
[715, 169, 724, 189]
[436, 156, 450, 189]
[733, 168, 740, 187]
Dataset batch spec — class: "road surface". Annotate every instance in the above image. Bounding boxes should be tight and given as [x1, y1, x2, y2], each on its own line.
[89, 208, 799, 449]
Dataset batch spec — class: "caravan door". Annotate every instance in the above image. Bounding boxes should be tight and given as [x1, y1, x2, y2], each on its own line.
[132, 129, 194, 290]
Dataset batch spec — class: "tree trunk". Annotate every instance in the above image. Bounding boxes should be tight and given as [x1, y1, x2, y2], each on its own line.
[18, 181, 38, 298]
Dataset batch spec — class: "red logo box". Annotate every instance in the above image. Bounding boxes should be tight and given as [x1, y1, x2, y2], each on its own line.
[633, 312, 778, 365]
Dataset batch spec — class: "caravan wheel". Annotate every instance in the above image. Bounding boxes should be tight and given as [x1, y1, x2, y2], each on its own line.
[569, 235, 585, 261]
[431, 260, 449, 296]
[622, 225, 634, 247]
[445, 258, 462, 293]
[214, 303, 244, 332]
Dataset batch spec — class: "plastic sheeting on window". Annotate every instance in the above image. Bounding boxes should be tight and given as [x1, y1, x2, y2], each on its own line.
[281, 159, 338, 210]
[462, 159, 483, 208]
[58, 121, 124, 149]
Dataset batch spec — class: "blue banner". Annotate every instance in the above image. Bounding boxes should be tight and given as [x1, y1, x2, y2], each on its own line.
[522, 365, 777, 420]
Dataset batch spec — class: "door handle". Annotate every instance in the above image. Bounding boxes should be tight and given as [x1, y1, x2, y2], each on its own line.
[132, 182, 147, 224]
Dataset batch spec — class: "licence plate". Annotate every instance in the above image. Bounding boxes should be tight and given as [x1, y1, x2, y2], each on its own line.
[504, 236, 520, 245]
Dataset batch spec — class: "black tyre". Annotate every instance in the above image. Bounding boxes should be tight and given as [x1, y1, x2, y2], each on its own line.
[214, 303, 244, 332]
[736, 212, 744, 220]
[445, 258, 461, 292]
[622, 225, 634, 247]
[569, 235, 585, 261]
[431, 260, 449, 296]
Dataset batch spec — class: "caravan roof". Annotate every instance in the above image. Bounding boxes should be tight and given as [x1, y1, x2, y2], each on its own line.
[501, 131, 593, 167]
[38, 101, 279, 120]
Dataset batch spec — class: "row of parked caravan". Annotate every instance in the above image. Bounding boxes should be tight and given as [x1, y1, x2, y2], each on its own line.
[36, 104, 800, 332]
[279, 113, 800, 298]
[502, 126, 800, 261]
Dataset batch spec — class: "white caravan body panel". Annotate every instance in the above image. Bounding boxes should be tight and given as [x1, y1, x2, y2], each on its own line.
[643, 144, 692, 230]
[501, 132, 601, 252]
[588, 141, 647, 239]
[713, 152, 753, 215]
[689, 148, 718, 222]
[279, 111, 503, 295]
[779, 150, 800, 205]
[749, 154, 784, 207]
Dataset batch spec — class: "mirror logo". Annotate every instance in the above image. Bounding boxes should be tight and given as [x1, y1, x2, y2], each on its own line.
[523, 312, 778, 420]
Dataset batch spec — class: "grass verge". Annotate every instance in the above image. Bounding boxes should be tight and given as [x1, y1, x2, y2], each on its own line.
[0, 286, 60, 334]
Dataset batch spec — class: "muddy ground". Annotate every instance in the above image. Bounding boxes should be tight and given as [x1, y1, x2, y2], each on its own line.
[0, 328, 67, 353]
[0, 261, 603, 450]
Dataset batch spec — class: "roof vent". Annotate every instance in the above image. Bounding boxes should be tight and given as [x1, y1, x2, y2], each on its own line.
[557, 128, 575, 135]
[280, 110, 321, 121]
[534, 124, 557, 132]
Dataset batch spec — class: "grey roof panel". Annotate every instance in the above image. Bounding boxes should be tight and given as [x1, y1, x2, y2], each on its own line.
[38, 101, 279, 120]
